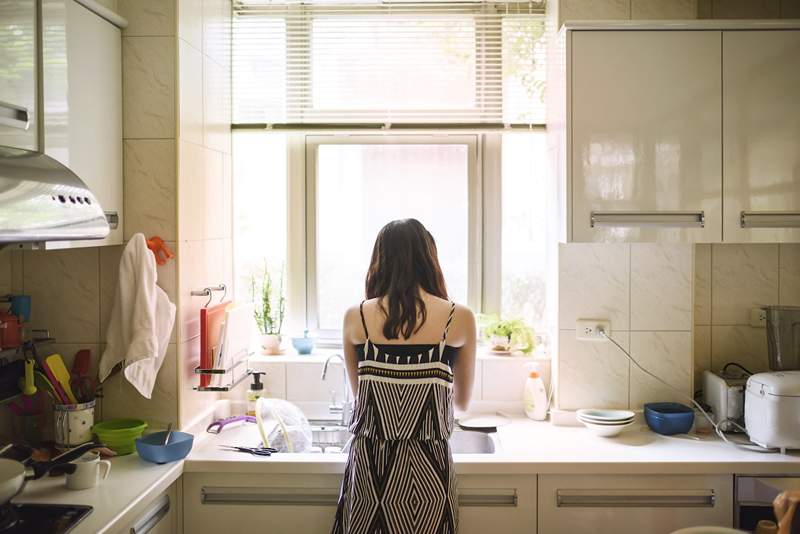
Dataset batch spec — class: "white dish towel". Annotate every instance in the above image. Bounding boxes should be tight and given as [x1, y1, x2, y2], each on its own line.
[99, 233, 176, 399]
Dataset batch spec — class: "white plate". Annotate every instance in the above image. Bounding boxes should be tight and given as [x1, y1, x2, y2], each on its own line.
[458, 415, 510, 429]
[577, 408, 635, 422]
[581, 420, 634, 437]
[577, 416, 635, 426]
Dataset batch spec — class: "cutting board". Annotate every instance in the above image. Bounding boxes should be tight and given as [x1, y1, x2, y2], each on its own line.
[200, 301, 230, 387]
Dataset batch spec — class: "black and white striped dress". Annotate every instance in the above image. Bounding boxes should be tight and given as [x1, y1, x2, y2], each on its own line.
[332, 302, 458, 534]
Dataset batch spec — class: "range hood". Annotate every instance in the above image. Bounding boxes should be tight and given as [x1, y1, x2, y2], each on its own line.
[0, 148, 109, 244]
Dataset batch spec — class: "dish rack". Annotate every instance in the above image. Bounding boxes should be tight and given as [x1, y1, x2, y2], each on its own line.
[193, 358, 252, 392]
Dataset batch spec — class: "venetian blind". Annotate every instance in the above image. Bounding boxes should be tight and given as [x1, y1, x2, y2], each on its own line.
[233, 0, 547, 128]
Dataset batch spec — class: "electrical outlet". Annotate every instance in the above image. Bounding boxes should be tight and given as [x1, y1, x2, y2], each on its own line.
[750, 307, 767, 328]
[576, 319, 611, 341]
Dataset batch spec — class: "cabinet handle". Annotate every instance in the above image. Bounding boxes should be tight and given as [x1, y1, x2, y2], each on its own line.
[459, 489, 517, 507]
[130, 494, 170, 534]
[740, 211, 800, 229]
[556, 489, 715, 508]
[0, 101, 30, 130]
[590, 211, 705, 228]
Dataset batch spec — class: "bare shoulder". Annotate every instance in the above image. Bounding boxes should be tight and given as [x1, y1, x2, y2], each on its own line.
[452, 303, 475, 323]
[342, 304, 363, 342]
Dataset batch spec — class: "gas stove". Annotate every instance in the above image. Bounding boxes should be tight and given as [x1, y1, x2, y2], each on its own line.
[0, 503, 92, 533]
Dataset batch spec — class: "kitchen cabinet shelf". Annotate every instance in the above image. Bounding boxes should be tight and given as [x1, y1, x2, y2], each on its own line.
[193, 358, 252, 392]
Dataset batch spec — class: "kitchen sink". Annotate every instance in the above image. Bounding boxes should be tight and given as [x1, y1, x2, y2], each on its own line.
[307, 424, 496, 454]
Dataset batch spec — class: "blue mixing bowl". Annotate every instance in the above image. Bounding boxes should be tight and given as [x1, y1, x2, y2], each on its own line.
[644, 402, 694, 435]
[136, 430, 194, 464]
[292, 336, 315, 355]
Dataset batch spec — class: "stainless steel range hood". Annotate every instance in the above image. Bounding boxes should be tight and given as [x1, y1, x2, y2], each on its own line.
[0, 148, 109, 244]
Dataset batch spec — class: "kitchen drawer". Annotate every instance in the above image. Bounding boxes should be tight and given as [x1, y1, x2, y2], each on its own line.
[538, 474, 733, 534]
[112, 481, 177, 534]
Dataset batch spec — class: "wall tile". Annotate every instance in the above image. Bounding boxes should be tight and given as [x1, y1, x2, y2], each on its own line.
[560, 0, 631, 25]
[557, 331, 629, 410]
[123, 37, 176, 139]
[711, 325, 770, 373]
[712, 0, 779, 18]
[287, 362, 345, 402]
[23, 248, 100, 343]
[203, 149, 226, 239]
[178, 240, 205, 342]
[781, 0, 800, 17]
[629, 331, 692, 407]
[203, 56, 231, 154]
[780, 244, 800, 306]
[245, 362, 287, 399]
[179, 338, 218, 427]
[178, 0, 203, 50]
[205, 238, 233, 293]
[118, 0, 175, 37]
[631, 244, 692, 331]
[9, 251, 23, 293]
[631, 0, 697, 19]
[178, 40, 204, 146]
[471, 360, 483, 402]
[221, 153, 232, 239]
[481, 358, 530, 402]
[559, 243, 630, 330]
[697, 0, 713, 17]
[99, 245, 123, 343]
[202, 0, 231, 68]
[694, 244, 711, 325]
[711, 244, 779, 325]
[694, 325, 711, 385]
[0, 249, 11, 294]
[123, 139, 177, 241]
[178, 140, 205, 242]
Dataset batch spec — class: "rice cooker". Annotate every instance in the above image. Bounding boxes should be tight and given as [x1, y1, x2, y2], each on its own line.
[744, 371, 800, 452]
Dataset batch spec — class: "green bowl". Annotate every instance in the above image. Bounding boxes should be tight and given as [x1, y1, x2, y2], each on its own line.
[92, 419, 148, 455]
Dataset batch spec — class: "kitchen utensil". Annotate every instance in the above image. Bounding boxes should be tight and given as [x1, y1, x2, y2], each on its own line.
[163, 422, 173, 445]
[206, 415, 257, 434]
[218, 445, 277, 457]
[91, 419, 147, 455]
[43, 354, 78, 404]
[21, 358, 36, 396]
[8, 294, 31, 323]
[65, 450, 111, 490]
[292, 331, 315, 355]
[745, 371, 800, 452]
[580, 419, 634, 437]
[136, 431, 194, 464]
[577, 415, 635, 426]
[764, 306, 800, 371]
[0, 310, 22, 350]
[35, 355, 70, 404]
[199, 301, 230, 387]
[69, 375, 96, 403]
[576, 408, 636, 423]
[702, 369, 746, 432]
[71, 349, 91, 377]
[32, 370, 59, 404]
[457, 414, 511, 430]
[644, 402, 695, 435]
[54, 400, 95, 449]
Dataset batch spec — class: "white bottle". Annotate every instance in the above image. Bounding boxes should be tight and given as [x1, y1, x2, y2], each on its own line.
[523, 371, 548, 421]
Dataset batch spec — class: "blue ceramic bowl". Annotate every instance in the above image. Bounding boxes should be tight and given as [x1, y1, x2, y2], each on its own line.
[644, 402, 694, 435]
[136, 430, 194, 464]
[292, 336, 315, 355]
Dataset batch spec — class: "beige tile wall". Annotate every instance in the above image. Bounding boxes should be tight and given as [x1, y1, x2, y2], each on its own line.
[693, 244, 800, 381]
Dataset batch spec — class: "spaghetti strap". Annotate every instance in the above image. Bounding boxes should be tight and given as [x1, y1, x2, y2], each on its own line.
[359, 300, 370, 340]
[441, 301, 456, 343]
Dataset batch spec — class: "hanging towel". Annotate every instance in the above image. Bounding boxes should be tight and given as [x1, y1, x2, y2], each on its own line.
[99, 233, 176, 399]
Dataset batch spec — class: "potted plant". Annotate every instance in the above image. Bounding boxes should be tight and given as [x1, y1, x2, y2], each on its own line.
[479, 315, 535, 355]
[251, 262, 286, 355]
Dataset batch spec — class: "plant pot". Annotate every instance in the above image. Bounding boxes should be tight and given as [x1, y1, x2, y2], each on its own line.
[261, 334, 282, 355]
[489, 335, 513, 354]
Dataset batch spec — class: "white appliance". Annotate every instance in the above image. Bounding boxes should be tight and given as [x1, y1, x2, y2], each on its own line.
[744, 371, 800, 452]
[703, 370, 746, 432]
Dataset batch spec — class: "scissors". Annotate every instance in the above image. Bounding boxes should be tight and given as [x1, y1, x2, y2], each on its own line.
[218, 445, 278, 457]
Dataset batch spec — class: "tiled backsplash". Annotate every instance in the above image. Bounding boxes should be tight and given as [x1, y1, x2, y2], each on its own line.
[694, 243, 800, 381]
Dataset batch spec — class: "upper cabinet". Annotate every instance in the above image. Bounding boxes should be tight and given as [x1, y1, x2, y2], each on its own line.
[0, 0, 38, 152]
[552, 24, 800, 243]
[569, 30, 722, 243]
[722, 30, 800, 242]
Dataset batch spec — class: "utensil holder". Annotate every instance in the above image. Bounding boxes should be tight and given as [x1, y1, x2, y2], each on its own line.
[54, 400, 95, 450]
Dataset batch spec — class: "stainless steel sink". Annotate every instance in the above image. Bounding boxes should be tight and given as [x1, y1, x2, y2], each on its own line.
[311, 426, 351, 452]
[449, 430, 496, 454]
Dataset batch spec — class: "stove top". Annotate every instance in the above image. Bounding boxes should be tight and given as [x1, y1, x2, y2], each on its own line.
[0, 503, 92, 534]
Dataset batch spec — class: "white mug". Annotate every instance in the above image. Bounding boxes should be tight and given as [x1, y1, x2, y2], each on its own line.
[66, 451, 111, 491]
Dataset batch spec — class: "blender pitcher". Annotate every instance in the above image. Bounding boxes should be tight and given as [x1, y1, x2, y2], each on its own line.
[764, 306, 800, 371]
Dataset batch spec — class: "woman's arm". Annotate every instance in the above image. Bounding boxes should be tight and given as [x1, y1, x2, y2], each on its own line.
[452, 305, 476, 412]
[342, 306, 361, 396]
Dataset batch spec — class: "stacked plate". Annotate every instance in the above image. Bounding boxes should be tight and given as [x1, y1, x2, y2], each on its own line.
[577, 409, 636, 437]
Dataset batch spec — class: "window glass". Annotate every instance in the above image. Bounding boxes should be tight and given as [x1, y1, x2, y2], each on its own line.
[315, 143, 470, 331]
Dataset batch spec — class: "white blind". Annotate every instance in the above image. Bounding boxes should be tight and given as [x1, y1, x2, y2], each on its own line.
[233, 1, 547, 128]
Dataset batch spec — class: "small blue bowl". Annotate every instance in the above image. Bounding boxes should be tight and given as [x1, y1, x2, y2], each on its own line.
[136, 431, 194, 464]
[644, 402, 694, 435]
[292, 336, 315, 355]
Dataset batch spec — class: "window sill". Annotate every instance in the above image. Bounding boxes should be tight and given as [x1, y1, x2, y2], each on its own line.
[249, 346, 547, 364]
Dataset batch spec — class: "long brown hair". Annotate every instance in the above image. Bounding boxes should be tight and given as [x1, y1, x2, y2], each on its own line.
[365, 219, 448, 340]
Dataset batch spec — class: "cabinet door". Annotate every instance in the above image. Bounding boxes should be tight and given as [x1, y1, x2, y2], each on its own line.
[113, 482, 176, 534]
[570, 31, 722, 242]
[0, 0, 38, 151]
[457, 475, 536, 534]
[723, 30, 800, 242]
[539, 474, 733, 534]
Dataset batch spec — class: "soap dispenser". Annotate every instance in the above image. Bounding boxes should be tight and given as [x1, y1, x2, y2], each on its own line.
[246, 372, 265, 416]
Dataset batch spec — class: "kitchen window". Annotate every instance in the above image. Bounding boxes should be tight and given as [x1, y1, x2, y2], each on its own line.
[232, 0, 549, 342]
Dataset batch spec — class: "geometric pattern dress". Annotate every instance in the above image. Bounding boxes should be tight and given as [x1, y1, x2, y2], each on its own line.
[332, 302, 458, 534]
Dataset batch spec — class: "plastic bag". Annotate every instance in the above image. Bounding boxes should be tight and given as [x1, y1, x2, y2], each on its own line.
[255, 397, 312, 453]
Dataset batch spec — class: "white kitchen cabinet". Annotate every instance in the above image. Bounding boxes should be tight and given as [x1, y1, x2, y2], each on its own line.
[722, 30, 800, 242]
[42, 0, 124, 248]
[566, 30, 722, 243]
[538, 474, 734, 534]
[112, 481, 177, 534]
[183, 472, 536, 534]
[0, 0, 38, 152]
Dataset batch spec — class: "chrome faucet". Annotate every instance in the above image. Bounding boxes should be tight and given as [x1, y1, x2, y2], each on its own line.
[321, 354, 353, 427]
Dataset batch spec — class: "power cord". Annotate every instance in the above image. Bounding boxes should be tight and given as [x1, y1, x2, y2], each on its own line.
[597, 328, 778, 454]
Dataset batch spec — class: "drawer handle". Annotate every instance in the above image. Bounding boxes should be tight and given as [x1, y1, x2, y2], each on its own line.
[556, 489, 716, 508]
[130, 494, 170, 534]
[740, 211, 800, 229]
[459, 489, 517, 507]
[0, 101, 30, 130]
[590, 211, 705, 228]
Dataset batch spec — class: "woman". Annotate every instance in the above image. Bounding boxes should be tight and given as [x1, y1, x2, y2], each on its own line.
[332, 218, 476, 534]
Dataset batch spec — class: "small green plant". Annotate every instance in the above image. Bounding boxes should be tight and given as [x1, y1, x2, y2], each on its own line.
[478, 315, 535, 354]
[251, 262, 285, 336]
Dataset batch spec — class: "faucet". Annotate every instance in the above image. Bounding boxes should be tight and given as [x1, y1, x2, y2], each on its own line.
[321, 354, 353, 427]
